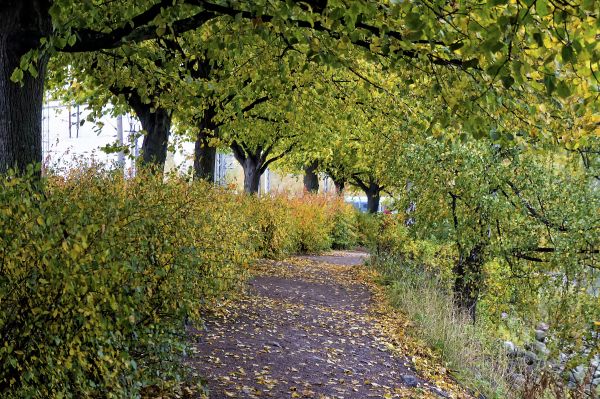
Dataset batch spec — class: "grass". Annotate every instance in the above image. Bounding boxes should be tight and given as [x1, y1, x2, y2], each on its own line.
[372, 254, 513, 398]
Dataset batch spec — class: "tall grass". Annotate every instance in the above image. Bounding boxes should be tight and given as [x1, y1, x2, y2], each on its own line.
[373, 254, 513, 398]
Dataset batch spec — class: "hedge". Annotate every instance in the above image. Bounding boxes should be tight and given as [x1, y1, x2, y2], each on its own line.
[0, 168, 360, 398]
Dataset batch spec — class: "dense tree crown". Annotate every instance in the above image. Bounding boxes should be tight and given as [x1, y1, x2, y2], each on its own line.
[0, 1, 598, 397]
[1, 0, 598, 174]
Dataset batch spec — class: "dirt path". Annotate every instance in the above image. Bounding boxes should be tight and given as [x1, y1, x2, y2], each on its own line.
[189, 251, 449, 398]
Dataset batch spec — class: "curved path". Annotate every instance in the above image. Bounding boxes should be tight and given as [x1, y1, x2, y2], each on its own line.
[189, 251, 449, 398]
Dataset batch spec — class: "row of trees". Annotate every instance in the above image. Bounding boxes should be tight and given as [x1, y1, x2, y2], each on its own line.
[2, 1, 597, 178]
[0, 0, 598, 328]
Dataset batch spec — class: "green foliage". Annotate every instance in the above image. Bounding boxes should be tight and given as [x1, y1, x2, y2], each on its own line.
[243, 195, 300, 260]
[330, 201, 359, 250]
[0, 169, 250, 397]
[355, 212, 381, 250]
[370, 138, 600, 395]
[0, 169, 359, 397]
[372, 255, 511, 398]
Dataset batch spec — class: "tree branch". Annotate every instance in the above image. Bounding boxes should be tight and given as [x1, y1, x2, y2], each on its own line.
[65, 7, 217, 52]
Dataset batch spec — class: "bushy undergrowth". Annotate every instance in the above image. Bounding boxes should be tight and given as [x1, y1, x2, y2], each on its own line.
[0, 168, 360, 398]
[369, 214, 512, 398]
[370, 212, 600, 398]
[0, 169, 255, 397]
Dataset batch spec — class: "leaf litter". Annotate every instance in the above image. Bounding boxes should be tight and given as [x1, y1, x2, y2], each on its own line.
[185, 251, 470, 398]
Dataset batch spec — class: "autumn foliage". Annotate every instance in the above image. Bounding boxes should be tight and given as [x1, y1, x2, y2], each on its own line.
[0, 168, 358, 398]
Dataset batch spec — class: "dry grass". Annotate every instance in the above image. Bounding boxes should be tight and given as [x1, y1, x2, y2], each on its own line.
[374, 257, 513, 398]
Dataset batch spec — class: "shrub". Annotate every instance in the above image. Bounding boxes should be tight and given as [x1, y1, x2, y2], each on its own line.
[355, 211, 381, 249]
[330, 199, 358, 249]
[288, 194, 334, 253]
[0, 169, 252, 398]
[243, 195, 299, 259]
[0, 168, 361, 398]
[377, 256, 511, 398]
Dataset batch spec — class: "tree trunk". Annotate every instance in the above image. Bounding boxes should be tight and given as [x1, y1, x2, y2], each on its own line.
[127, 93, 171, 171]
[193, 106, 217, 182]
[303, 160, 319, 193]
[453, 244, 484, 322]
[332, 177, 345, 195]
[365, 183, 381, 213]
[194, 134, 216, 182]
[242, 157, 261, 194]
[138, 107, 171, 169]
[0, 1, 51, 174]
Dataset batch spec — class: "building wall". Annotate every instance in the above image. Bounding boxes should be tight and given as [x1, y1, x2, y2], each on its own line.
[42, 100, 335, 195]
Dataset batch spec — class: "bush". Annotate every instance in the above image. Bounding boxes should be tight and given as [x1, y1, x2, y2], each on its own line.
[0, 168, 362, 397]
[330, 199, 358, 249]
[371, 218, 510, 398]
[355, 211, 381, 249]
[243, 195, 299, 259]
[0, 169, 253, 398]
[288, 194, 334, 254]
[377, 256, 511, 398]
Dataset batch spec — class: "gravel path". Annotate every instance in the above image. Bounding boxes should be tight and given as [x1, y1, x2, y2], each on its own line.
[188, 251, 448, 398]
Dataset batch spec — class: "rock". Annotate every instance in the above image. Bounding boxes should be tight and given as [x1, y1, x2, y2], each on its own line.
[503, 341, 516, 353]
[558, 352, 570, 363]
[401, 374, 419, 387]
[569, 365, 587, 384]
[524, 350, 539, 365]
[533, 341, 550, 357]
[593, 377, 600, 387]
[512, 350, 539, 365]
[591, 357, 600, 377]
[511, 373, 526, 386]
[537, 322, 549, 331]
[535, 329, 547, 342]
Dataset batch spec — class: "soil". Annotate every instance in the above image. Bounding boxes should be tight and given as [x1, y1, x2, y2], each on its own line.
[188, 251, 449, 398]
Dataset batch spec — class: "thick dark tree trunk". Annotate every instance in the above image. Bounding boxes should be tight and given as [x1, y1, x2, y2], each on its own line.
[137, 108, 171, 169]
[242, 157, 261, 194]
[194, 134, 216, 182]
[453, 244, 484, 322]
[332, 177, 345, 195]
[352, 175, 383, 213]
[127, 93, 171, 170]
[0, 1, 51, 174]
[303, 160, 319, 193]
[366, 187, 381, 213]
[193, 106, 217, 182]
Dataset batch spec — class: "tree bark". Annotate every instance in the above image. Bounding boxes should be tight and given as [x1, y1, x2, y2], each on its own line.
[194, 133, 216, 182]
[0, 1, 51, 174]
[193, 106, 217, 182]
[242, 157, 261, 194]
[332, 177, 345, 195]
[303, 160, 319, 193]
[365, 186, 381, 213]
[453, 243, 484, 322]
[127, 94, 171, 170]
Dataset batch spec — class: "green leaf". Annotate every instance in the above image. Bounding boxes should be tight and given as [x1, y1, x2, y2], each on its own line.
[28, 64, 38, 79]
[536, 0, 549, 16]
[10, 68, 24, 83]
[501, 75, 514, 89]
[555, 80, 571, 98]
[543, 74, 555, 95]
[533, 32, 544, 47]
[561, 45, 574, 63]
